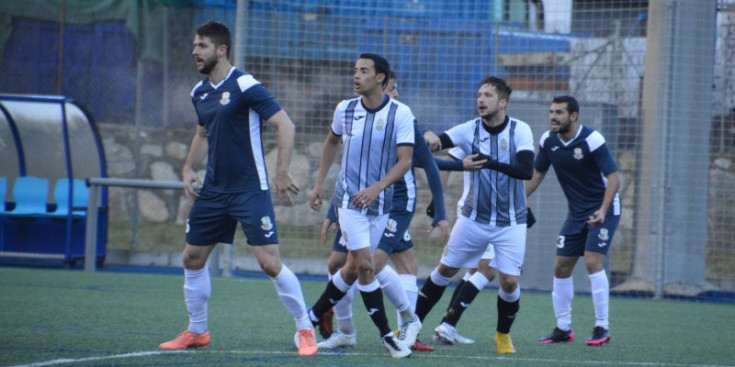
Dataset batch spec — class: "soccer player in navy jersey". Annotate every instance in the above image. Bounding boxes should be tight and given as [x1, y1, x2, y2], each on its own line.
[420, 76, 534, 354]
[307, 54, 421, 358]
[158, 21, 317, 356]
[316, 71, 450, 353]
[527, 95, 621, 346]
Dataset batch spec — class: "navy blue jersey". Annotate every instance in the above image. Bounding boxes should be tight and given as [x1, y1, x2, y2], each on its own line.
[392, 120, 447, 225]
[190, 67, 282, 193]
[535, 125, 621, 220]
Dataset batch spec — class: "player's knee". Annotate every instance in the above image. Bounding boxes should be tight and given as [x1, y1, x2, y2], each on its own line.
[437, 263, 458, 278]
[498, 274, 518, 293]
[181, 252, 207, 270]
[479, 267, 496, 282]
[258, 257, 282, 277]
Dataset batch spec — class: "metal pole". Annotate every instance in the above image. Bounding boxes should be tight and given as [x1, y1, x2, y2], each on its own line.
[84, 184, 100, 271]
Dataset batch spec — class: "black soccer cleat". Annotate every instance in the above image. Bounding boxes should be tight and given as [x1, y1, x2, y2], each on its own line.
[585, 326, 610, 346]
[537, 327, 575, 344]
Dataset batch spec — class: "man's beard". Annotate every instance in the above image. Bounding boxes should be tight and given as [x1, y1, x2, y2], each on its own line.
[198, 57, 217, 75]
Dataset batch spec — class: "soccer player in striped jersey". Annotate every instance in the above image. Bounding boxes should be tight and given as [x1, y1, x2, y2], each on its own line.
[316, 71, 449, 353]
[419, 76, 534, 354]
[527, 95, 621, 346]
[307, 54, 419, 358]
[158, 20, 317, 356]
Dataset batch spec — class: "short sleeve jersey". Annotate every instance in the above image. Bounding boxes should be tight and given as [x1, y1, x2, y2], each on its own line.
[190, 67, 282, 193]
[445, 116, 534, 226]
[331, 95, 415, 216]
[535, 125, 621, 220]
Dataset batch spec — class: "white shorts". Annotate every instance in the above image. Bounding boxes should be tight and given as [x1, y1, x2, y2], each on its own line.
[441, 215, 526, 276]
[338, 208, 389, 253]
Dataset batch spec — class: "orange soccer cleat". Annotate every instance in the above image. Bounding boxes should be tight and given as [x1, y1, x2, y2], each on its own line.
[159, 330, 211, 350]
[297, 329, 318, 356]
[411, 339, 434, 352]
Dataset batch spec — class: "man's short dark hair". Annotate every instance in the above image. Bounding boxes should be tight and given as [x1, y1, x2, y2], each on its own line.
[552, 95, 580, 115]
[196, 20, 232, 59]
[478, 76, 512, 102]
[389, 70, 397, 80]
[359, 53, 391, 88]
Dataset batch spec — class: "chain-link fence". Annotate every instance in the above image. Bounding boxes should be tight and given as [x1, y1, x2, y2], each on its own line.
[0, 0, 732, 302]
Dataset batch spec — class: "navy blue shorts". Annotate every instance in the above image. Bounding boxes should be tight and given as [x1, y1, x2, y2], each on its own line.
[555, 214, 620, 257]
[377, 210, 414, 255]
[186, 189, 278, 246]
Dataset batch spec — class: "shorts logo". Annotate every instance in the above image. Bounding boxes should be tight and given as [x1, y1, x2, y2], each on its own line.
[220, 91, 231, 105]
[403, 231, 411, 242]
[573, 148, 584, 160]
[598, 228, 609, 241]
[185, 219, 190, 233]
[264, 231, 275, 238]
[384, 233, 396, 238]
[556, 235, 565, 249]
[598, 242, 608, 248]
[261, 216, 274, 231]
[386, 219, 398, 233]
[500, 138, 508, 151]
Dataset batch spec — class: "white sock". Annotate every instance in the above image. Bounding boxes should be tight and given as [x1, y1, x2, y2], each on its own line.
[184, 266, 211, 335]
[397, 274, 418, 325]
[430, 267, 452, 287]
[498, 284, 521, 302]
[589, 270, 610, 330]
[270, 265, 312, 330]
[468, 271, 490, 290]
[553, 276, 574, 331]
[335, 285, 356, 335]
[462, 271, 472, 281]
[376, 266, 412, 317]
[332, 269, 353, 293]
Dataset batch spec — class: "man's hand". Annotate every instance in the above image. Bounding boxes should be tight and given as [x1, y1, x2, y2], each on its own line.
[587, 209, 606, 226]
[424, 131, 441, 152]
[182, 168, 201, 203]
[463, 154, 486, 171]
[275, 171, 300, 206]
[309, 185, 324, 211]
[351, 184, 381, 210]
[526, 206, 536, 228]
[426, 219, 451, 244]
[320, 218, 338, 246]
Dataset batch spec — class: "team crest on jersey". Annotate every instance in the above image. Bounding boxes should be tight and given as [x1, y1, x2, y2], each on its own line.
[375, 118, 385, 131]
[220, 91, 231, 105]
[500, 138, 508, 151]
[573, 148, 584, 160]
[598, 228, 609, 241]
[260, 216, 274, 230]
[385, 219, 398, 233]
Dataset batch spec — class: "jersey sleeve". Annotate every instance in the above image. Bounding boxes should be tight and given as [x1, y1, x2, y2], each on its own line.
[444, 120, 474, 155]
[514, 121, 535, 153]
[395, 107, 415, 147]
[534, 131, 552, 173]
[587, 131, 618, 175]
[330, 101, 345, 137]
[237, 75, 283, 121]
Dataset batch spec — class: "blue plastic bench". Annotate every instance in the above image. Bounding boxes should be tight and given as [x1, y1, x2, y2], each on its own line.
[5, 176, 49, 217]
[48, 178, 88, 218]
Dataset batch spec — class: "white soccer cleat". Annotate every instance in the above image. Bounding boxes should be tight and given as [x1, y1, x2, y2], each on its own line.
[317, 331, 357, 349]
[454, 330, 476, 345]
[432, 323, 457, 345]
[383, 334, 411, 358]
[398, 318, 422, 348]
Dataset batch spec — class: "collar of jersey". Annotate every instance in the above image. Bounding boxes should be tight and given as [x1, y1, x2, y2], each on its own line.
[361, 94, 390, 114]
[481, 115, 509, 135]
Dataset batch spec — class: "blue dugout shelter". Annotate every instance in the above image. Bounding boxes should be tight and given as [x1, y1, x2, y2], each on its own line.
[0, 94, 108, 266]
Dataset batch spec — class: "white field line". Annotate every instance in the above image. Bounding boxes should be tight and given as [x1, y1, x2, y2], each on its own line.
[7, 349, 735, 367]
